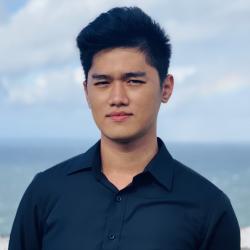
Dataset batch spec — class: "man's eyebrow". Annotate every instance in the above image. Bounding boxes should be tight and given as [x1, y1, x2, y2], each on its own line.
[91, 74, 112, 80]
[90, 71, 146, 81]
[123, 71, 146, 78]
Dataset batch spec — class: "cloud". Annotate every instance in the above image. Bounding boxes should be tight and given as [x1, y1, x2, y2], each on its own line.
[1, 66, 85, 106]
[0, 4, 8, 23]
[2, 75, 47, 105]
[199, 74, 250, 96]
[161, 72, 250, 113]
[159, 0, 250, 44]
[0, 0, 76, 74]
[222, 0, 250, 15]
[170, 65, 197, 83]
[165, 19, 222, 43]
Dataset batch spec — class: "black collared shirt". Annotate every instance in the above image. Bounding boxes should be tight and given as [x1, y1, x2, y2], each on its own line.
[9, 137, 240, 250]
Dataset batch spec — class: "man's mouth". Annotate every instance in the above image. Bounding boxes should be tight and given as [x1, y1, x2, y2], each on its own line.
[106, 111, 133, 122]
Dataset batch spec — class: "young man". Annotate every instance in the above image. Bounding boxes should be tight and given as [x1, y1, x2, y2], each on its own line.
[9, 7, 240, 250]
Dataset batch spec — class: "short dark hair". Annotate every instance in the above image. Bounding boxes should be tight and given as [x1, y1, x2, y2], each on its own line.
[76, 6, 171, 85]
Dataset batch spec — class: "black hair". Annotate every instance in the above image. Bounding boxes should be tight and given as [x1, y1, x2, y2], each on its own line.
[76, 6, 171, 85]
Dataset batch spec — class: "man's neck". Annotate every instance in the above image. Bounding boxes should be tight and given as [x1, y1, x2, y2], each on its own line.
[100, 134, 158, 180]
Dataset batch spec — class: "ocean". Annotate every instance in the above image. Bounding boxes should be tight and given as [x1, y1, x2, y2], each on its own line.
[0, 138, 250, 236]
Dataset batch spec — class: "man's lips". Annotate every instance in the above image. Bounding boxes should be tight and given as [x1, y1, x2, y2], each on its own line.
[106, 111, 133, 117]
[106, 111, 133, 121]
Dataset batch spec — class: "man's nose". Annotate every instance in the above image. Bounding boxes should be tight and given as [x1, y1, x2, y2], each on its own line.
[108, 82, 129, 107]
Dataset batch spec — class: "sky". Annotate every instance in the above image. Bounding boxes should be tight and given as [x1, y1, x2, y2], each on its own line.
[0, 0, 249, 142]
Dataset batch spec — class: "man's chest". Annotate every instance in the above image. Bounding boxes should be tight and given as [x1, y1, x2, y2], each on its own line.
[41, 185, 203, 250]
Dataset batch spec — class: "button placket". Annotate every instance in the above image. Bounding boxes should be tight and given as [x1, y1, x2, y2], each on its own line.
[102, 192, 127, 250]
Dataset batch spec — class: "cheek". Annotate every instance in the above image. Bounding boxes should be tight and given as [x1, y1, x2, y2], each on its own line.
[88, 90, 104, 108]
[87, 94, 106, 121]
[133, 91, 161, 120]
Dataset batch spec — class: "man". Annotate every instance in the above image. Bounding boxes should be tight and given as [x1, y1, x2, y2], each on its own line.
[9, 6, 240, 250]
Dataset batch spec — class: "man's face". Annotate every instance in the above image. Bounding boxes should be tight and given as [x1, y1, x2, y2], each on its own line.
[84, 47, 173, 142]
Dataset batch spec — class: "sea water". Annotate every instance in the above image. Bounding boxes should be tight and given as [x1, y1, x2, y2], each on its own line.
[0, 138, 249, 236]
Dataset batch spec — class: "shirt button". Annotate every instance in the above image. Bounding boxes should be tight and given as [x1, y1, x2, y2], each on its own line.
[115, 195, 122, 202]
[108, 234, 116, 240]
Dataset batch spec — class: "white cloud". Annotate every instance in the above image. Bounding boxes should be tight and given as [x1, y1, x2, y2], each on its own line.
[200, 74, 250, 96]
[165, 19, 222, 43]
[0, 0, 99, 74]
[170, 66, 197, 83]
[222, 0, 250, 15]
[162, 72, 250, 112]
[1, 66, 85, 105]
[0, 3, 8, 23]
[159, 0, 250, 43]
[2, 75, 47, 105]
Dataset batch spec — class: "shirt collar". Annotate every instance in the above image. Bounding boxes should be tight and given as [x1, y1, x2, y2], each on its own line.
[66, 140, 101, 175]
[66, 137, 174, 191]
[143, 137, 175, 191]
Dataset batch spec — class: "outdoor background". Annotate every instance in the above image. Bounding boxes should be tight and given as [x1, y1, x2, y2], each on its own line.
[0, 0, 249, 246]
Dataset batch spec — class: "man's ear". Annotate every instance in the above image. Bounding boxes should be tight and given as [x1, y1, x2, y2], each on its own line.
[161, 74, 174, 103]
[83, 81, 91, 109]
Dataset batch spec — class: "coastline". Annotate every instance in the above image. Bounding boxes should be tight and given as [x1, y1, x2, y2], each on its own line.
[1, 227, 250, 249]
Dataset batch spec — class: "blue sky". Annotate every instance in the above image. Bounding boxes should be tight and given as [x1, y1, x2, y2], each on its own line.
[0, 0, 249, 142]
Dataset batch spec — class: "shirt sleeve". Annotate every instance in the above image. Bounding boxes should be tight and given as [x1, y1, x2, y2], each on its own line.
[200, 191, 241, 250]
[8, 173, 44, 250]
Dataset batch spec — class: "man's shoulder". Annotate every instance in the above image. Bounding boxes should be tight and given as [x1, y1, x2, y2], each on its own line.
[43, 151, 87, 176]
[32, 147, 93, 187]
[172, 158, 229, 206]
[24, 150, 92, 202]
[172, 159, 240, 247]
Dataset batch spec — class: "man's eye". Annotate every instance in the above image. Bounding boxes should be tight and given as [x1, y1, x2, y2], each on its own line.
[95, 81, 109, 86]
[128, 79, 145, 84]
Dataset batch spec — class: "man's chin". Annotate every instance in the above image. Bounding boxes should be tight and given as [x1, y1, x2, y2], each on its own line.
[101, 132, 140, 144]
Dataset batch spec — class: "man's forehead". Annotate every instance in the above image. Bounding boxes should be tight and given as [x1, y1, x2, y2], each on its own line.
[93, 47, 144, 57]
[91, 47, 148, 65]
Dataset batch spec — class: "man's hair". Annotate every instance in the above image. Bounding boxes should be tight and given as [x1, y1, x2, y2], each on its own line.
[76, 6, 171, 85]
